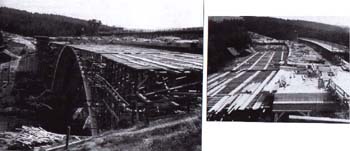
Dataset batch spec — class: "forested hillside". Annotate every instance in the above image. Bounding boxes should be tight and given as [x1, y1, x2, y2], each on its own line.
[0, 7, 117, 36]
[208, 16, 349, 73]
[243, 16, 349, 46]
[208, 18, 251, 73]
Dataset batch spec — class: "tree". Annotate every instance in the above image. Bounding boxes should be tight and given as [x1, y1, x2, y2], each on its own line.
[87, 19, 102, 35]
[208, 18, 251, 73]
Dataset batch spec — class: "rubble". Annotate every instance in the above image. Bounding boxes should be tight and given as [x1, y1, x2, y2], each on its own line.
[8, 126, 65, 150]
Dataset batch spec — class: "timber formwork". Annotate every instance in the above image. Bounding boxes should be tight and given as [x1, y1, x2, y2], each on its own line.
[207, 43, 289, 121]
[35, 37, 202, 135]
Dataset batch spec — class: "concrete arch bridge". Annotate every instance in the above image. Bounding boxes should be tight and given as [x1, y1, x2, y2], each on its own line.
[33, 36, 202, 135]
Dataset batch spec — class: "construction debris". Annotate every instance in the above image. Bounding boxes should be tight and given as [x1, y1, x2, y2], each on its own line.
[9, 126, 65, 150]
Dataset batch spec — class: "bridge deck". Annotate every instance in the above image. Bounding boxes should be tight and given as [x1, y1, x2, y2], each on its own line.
[299, 38, 348, 53]
[68, 44, 202, 72]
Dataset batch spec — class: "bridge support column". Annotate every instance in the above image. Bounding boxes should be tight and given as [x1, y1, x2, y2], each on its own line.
[82, 75, 98, 135]
[35, 36, 54, 89]
[86, 102, 98, 135]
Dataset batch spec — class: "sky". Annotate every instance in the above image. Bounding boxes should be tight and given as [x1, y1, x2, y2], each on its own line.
[278, 16, 350, 28]
[2, 0, 349, 29]
[1, 0, 203, 30]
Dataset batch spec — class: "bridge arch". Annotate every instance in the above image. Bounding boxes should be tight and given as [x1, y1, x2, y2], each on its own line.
[44, 46, 93, 135]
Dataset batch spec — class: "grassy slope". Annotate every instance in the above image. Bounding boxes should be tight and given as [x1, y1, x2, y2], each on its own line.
[60, 112, 201, 151]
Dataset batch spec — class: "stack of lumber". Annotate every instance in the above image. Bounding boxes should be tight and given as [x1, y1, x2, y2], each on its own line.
[208, 71, 277, 113]
[10, 126, 65, 150]
[0, 132, 17, 150]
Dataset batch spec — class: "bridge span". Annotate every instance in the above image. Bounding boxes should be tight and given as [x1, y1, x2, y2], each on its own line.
[30, 36, 202, 135]
[298, 37, 349, 65]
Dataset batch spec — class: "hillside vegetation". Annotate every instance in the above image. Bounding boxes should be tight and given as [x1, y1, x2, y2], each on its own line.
[243, 16, 349, 46]
[54, 113, 201, 151]
[208, 16, 349, 72]
[208, 18, 251, 73]
[0, 7, 116, 36]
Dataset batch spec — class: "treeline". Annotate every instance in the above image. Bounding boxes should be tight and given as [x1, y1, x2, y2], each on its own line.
[243, 16, 350, 46]
[208, 16, 349, 73]
[208, 17, 251, 73]
[0, 7, 117, 36]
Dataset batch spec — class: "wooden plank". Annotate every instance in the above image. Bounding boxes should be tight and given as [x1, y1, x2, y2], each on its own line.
[208, 72, 236, 91]
[218, 71, 260, 113]
[70, 44, 202, 71]
[207, 71, 230, 84]
[145, 56, 201, 70]
[145, 82, 199, 96]
[208, 84, 226, 97]
[250, 94, 265, 109]
[232, 52, 260, 70]
[280, 51, 284, 61]
[150, 54, 202, 67]
[101, 98, 120, 121]
[238, 71, 276, 110]
[104, 54, 162, 70]
[248, 51, 268, 70]
[207, 71, 246, 96]
[120, 53, 183, 70]
[231, 83, 260, 111]
[208, 73, 219, 79]
[263, 51, 276, 69]
[210, 94, 238, 114]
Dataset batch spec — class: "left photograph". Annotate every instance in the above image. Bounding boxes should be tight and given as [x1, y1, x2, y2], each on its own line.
[0, 0, 203, 150]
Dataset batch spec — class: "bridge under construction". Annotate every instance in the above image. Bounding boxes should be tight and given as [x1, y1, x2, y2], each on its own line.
[207, 34, 350, 123]
[13, 36, 202, 135]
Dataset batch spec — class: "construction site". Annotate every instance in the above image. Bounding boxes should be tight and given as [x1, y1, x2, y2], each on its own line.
[0, 30, 202, 150]
[207, 32, 350, 123]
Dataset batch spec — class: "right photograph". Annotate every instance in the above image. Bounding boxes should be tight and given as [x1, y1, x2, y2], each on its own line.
[207, 16, 350, 123]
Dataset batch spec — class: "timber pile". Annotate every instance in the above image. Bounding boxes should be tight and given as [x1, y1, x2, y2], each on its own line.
[0, 132, 17, 150]
[208, 71, 276, 114]
[10, 126, 65, 150]
[208, 48, 284, 119]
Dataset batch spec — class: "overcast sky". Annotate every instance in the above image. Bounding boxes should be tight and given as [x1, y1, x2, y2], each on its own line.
[2, 0, 349, 29]
[278, 16, 350, 28]
[1, 0, 203, 29]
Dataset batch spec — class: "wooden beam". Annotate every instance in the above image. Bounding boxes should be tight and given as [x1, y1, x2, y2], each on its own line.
[94, 74, 129, 105]
[136, 92, 152, 103]
[101, 98, 120, 122]
[145, 82, 199, 96]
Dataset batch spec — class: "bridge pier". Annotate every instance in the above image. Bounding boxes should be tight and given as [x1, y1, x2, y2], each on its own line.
[82, 79, 98, 135]
[35, 36, 58, 90]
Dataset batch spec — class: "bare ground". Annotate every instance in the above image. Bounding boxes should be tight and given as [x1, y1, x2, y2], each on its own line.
[55, 112, 201, 151]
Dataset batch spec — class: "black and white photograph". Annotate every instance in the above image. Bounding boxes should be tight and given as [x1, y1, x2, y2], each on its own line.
[207, 16, 350, 123]
[3, 0, 350, 150]
[0, 0, 203, 150]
